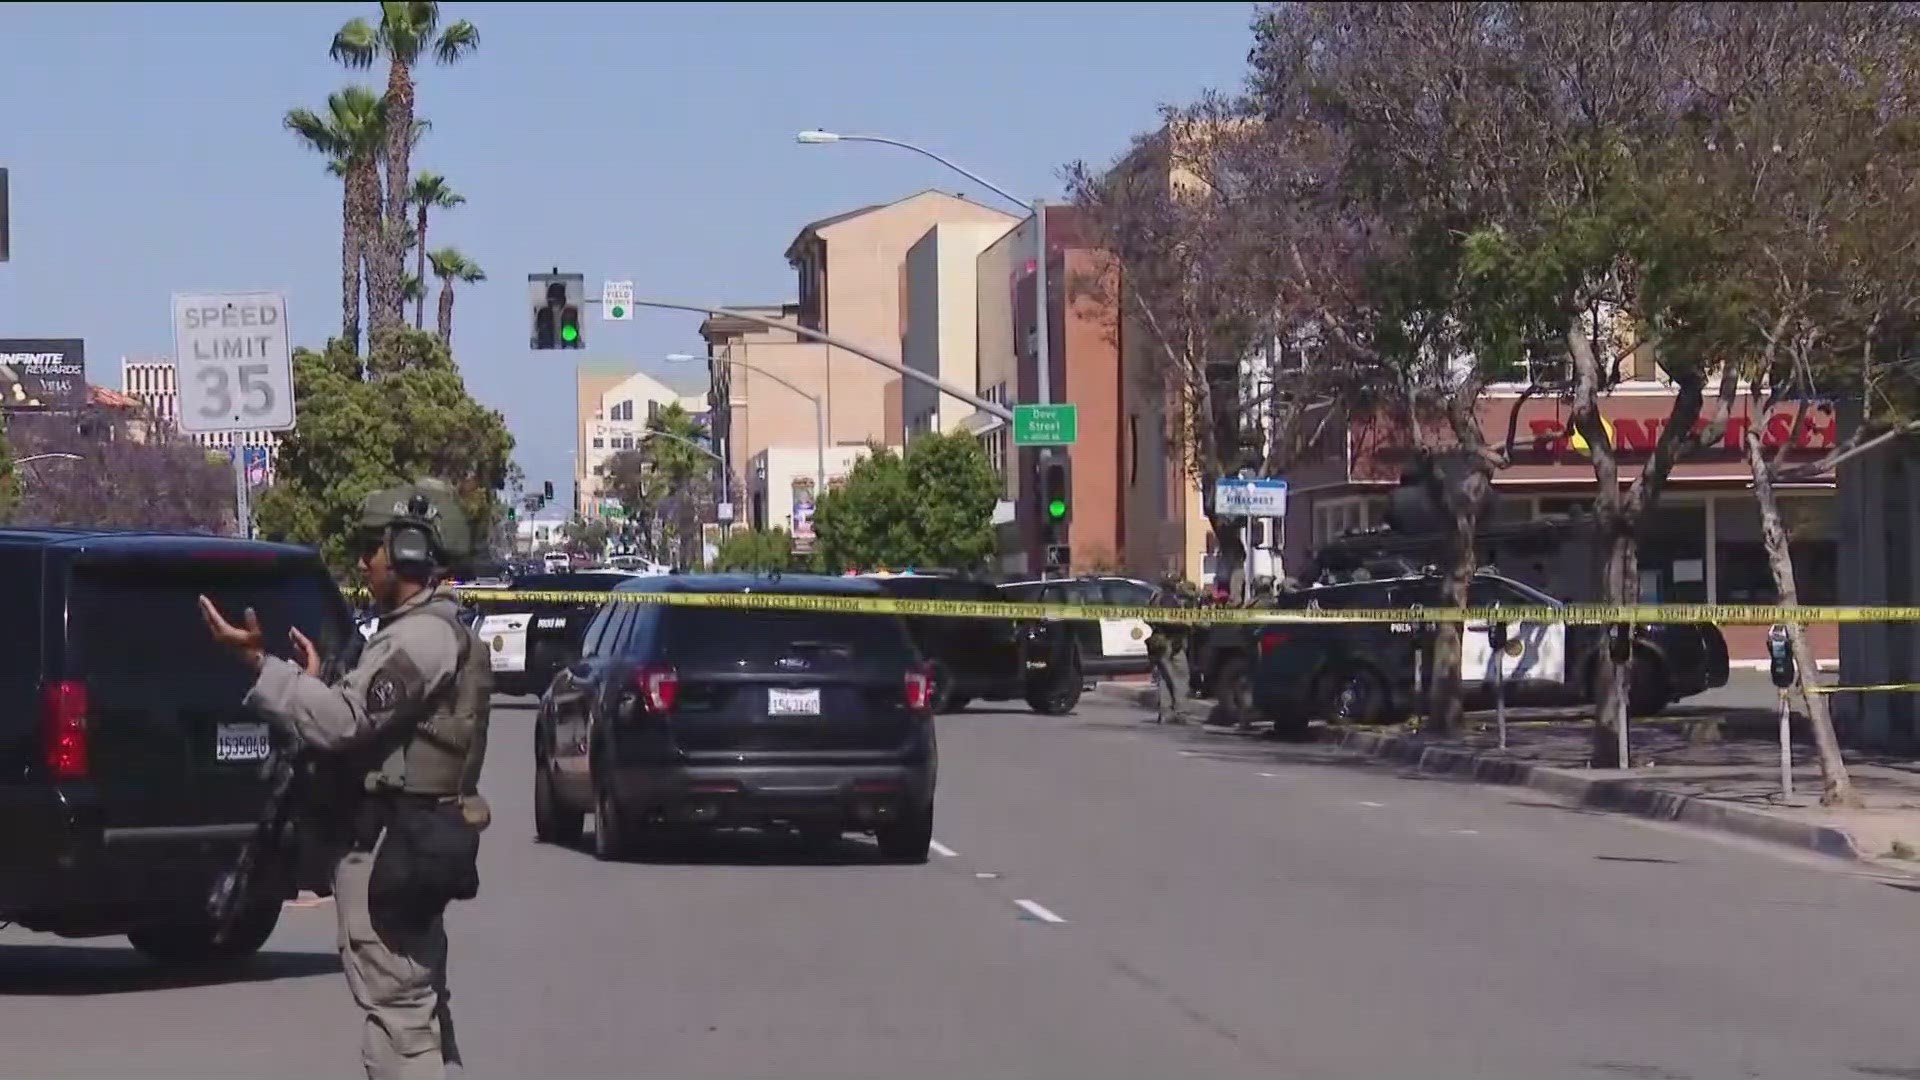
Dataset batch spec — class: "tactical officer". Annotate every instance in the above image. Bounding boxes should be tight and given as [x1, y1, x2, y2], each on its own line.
[1145, 575, 1196, 725]
[200, 479, 491, 1080]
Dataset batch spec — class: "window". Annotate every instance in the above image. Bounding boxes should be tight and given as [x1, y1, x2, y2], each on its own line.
[662, 606, 914, 663]
[1715, 495, 1837, 604]
[592, 437, 604, 449]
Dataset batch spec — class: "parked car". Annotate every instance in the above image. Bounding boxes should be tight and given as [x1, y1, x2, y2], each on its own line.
[0, 527, 359, 963]
[1236, 570, 1730, 732]
[468, 571, 636, 697]
[996, 575, 1160, 682]
[859, 570, 1080, 715]
[532, 574, 938, 862]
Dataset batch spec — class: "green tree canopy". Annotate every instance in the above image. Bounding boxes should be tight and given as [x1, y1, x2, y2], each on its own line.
[253, 327, 513, 575]
[712, 527, 794, 573]
[812, 432, 998, 571]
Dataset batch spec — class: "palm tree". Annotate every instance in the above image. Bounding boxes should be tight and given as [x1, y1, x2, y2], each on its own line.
[401, 271, 428, 321]
[428, 248, 486, 346]
[406, 171, 465, 329]
[330, 3, 480, 334]
[284, 87, 389, 352]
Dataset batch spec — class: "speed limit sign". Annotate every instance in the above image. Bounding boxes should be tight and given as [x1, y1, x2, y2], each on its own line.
[171, 292, 296, 434]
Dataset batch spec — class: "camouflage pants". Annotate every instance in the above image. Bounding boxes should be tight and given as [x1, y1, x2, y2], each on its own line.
[1151, 651, 1188, 723]
[334, 834, 462, 1080]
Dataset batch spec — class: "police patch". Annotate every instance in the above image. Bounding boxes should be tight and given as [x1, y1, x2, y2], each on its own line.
[367, 673, 401, 714]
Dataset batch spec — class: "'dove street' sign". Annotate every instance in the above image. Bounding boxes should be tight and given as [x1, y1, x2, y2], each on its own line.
[172, 292, 296, 434]
[1013, 403, 1078, 447]
[1213, 477, 1289, 518]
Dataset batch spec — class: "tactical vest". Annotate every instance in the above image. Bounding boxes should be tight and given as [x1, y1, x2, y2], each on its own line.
[367, 597, 492, 798]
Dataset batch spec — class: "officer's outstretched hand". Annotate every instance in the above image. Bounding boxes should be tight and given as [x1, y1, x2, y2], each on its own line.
[199, 595, 266, 672]
[288, 626, 322, 677]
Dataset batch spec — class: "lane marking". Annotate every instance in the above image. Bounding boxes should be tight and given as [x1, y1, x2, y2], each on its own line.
[1359, 801, 1385, 808]
[975, 871, 1001, 880]
[1015, 899, 1068, 924]
[1258, 772, 1278, 778]
[929, 840, 959, 858]
[1452, 829, 1480, 836]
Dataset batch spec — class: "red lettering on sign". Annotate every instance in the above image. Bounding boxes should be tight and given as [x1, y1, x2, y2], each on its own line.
[1529, 419, 1569, 453]
[1614, 417, 1657, 453]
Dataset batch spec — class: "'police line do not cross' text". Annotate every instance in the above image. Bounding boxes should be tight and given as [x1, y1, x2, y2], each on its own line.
[171, 291, 297, 434]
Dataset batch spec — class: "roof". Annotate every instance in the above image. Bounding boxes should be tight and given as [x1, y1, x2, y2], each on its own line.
[0, 526, 314, 557]
[615, 572, 887, 597]
[783, 189, 1021, 263]
[87, 384, 141, 410]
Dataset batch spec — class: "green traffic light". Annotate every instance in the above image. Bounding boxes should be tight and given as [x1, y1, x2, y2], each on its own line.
[1048, 498, 1068, 519]
[561, 324, 579, 343]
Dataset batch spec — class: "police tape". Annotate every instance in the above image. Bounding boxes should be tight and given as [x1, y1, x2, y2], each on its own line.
[363, 585, 1920, 627]
[1807, 682, 1920, 695]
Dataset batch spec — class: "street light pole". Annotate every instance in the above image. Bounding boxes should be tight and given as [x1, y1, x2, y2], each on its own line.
[668, 352, 827, 503]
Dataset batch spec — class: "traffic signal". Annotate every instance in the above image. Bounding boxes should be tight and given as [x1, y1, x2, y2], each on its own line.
[543, 479, 555, 500]
[528, 270, 586, 350]
[1039, 456, 1071, 526]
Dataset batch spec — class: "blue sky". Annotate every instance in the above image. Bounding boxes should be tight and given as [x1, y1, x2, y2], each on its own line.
[0, 1, 1257, 505]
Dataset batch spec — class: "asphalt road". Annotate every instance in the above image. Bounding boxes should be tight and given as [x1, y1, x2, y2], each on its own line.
[5, 693, 1920, 1080]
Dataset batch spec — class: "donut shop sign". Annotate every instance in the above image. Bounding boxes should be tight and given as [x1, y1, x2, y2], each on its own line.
[1526, 405, 1837, 455]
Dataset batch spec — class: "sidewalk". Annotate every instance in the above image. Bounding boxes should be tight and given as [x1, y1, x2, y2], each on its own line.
[1089, 680, 1920, 868]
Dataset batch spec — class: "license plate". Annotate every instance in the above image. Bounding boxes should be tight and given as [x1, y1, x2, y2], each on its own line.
[767, 688, 821, 716]
[216, 722, 271, 763]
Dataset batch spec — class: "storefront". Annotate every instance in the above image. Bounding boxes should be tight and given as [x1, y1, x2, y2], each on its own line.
[1284, 388, 1839, 665]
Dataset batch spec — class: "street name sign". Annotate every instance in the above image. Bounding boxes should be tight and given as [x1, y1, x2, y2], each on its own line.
[1013, 403, 1078, 446]
[603, 280, 634, 321]
[1213, 477, 1289, 518]
[172, 291, 295, 434]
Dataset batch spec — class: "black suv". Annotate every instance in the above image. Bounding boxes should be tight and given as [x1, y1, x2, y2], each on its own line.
[0, 528, 358, 963]
[859, 572, 1080, 715]
[532, 574, 937, 862]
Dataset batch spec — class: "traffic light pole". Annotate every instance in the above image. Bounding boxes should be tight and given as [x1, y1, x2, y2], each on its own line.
[1031, 201, 1060, 578]
[618, 300, 1014, 421]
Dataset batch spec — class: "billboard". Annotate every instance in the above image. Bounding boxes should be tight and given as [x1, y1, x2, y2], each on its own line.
[0, 338, 86, 410]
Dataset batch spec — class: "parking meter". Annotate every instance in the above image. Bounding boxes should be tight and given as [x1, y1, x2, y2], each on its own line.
[1767, 625, 1796, 689]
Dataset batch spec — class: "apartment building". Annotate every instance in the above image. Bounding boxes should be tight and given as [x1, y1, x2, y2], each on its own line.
[964, 206, 1125, 577]
[903, 220, 1016, 443]
[120, 358, 280, 474]
[573, 363, 706, 520]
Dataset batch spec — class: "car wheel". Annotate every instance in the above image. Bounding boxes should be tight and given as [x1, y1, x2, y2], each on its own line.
[593, 782, 632, 862]
[128, 895, 281, 965]
[534, 757, 583, 845]
[1026, 651, 1083, 715]
[876, 801, 934, 864]
[1628, 652, 1670, 717]
[1312, 666, 1387, 725]
[1212, 656, 1253, 726]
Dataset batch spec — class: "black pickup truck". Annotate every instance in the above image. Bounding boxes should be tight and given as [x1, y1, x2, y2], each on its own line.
[1198, 570, 1730, 731]
[860, 572, 1082, 714]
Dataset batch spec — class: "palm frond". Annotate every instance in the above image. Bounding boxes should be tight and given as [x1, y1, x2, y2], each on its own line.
[329, 17, 380, 68]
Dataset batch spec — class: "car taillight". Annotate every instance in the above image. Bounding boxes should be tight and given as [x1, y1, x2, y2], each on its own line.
[632, 664, 678, 712]
[904, 666, 933, 711]
[40, 679, 89, 780]
[1257, 630, 1290, 658]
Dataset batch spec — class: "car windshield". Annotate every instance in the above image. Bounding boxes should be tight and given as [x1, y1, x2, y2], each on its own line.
[1480, 574, 1561, 607]
[664, 605, 917, 663]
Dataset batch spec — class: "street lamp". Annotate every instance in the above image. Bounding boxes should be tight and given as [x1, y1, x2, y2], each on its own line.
[793, 129, 1051, 413]
[664, 352, 825, 502]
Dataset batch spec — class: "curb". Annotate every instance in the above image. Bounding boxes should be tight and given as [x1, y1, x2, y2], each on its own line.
[1313, 727, 1863, 861]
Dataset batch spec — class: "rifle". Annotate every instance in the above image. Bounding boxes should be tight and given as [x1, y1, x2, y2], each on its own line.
[207, 740, 306, 942]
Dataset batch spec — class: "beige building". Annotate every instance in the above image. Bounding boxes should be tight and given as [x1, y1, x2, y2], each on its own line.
[702, 191, 1019, 490]
[571, 359, 704, 519]
[744, 444, 889, 555]
[903, 220, 1016, 442]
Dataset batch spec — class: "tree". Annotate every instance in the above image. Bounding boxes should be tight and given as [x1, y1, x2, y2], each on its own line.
[427, 247, 485, 345]
[4, 410, 233, 533]
[284, 86, 390, 352]
[1675, 3, 1920, 805]
[406, 171, 465, 329]
[329, 1, 480, 333]
[812, 433, 998, 571]
[713, 528, 794, 573]
[1065, 104, 1340, 593]
[253, 329, 513, 575]
[601, 404, 717, 566]
[561, 516, 608, 558]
